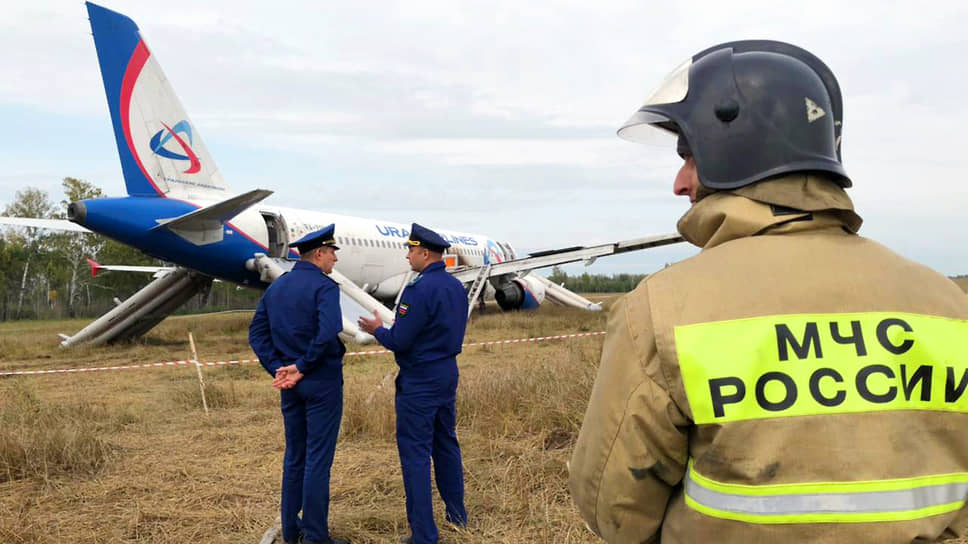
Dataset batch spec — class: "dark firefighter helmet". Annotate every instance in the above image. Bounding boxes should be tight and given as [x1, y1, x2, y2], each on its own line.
[618, 40, 850, 190]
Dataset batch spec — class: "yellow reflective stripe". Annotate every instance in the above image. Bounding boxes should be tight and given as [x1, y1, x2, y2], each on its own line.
[685, 461, 968, 524]
[675, 312, 968, 424]
[684, 494, 965, 524]
[689, 461, 968, 496]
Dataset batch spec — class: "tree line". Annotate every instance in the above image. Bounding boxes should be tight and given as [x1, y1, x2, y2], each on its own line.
[546, 266, 648, 293]
[549, 269, 968, 295]
[0, 178, 261, 321]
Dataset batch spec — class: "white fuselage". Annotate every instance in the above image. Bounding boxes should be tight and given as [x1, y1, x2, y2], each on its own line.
[225, 202, 517, 297]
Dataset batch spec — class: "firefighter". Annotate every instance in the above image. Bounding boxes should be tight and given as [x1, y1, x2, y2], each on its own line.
[569, 40, 968, 543]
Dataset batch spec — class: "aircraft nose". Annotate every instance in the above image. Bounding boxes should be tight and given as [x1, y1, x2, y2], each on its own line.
[67, 201, 87, 225]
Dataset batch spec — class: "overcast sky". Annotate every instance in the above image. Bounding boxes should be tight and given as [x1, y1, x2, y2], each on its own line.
[2, 0, 967, 275]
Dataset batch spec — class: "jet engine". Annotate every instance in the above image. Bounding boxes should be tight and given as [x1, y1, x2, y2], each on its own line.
[494, 275, 546, 311]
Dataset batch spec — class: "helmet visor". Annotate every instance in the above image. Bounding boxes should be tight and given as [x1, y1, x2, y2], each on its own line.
[617, 57, 691, 144]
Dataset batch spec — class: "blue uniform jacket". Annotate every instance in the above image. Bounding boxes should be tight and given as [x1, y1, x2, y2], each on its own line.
[249, 261, 345, 379]
[374, 261, 468, 376]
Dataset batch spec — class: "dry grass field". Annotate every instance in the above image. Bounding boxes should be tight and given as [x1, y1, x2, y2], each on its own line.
[5, 290, 968, 544]
[0, 299, 617, 544]
[953, 277, 968, 293]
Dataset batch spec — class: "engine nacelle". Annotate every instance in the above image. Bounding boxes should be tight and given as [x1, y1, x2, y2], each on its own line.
[371, 271, 412, 299]
[494, 275, 546, 311]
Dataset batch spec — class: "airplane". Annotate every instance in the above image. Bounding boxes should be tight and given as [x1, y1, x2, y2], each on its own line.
[0, 2, 683, 347]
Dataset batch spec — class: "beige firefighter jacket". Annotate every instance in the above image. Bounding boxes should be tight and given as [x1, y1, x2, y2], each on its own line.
[569, 173, 968, 543]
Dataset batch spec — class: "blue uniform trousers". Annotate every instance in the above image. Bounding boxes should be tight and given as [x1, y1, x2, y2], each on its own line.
[396, 365, 467, 544]
[281, 376, 343, 544]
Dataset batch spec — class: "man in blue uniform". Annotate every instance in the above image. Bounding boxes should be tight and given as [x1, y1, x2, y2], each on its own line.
[249, 224, 349, 544]
[358, 223, 469, 544]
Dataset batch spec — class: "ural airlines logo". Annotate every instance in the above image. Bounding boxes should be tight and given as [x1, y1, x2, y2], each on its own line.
[486, 239, 503, 264]
[149, 120, 201, 174]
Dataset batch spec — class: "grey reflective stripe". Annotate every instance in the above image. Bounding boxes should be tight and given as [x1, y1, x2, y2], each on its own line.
[685, 470, 968, 516]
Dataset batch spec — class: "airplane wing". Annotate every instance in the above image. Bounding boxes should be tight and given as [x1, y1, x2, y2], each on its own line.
[451, 233, 684, 283]
[454, 233, 684, 315]
[60, 267, 212, 346]
[0, 217, 93, 233]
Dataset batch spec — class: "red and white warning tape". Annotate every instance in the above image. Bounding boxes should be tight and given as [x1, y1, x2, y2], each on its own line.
[0, 331, 606, 377]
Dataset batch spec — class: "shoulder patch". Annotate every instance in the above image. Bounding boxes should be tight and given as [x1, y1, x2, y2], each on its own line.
[397, 303, 410, 316]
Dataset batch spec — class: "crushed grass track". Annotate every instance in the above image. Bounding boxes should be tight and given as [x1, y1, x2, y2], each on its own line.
[0, 300, 615, 543]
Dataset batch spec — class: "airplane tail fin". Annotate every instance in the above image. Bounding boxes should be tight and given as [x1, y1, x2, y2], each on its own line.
[86, 2, 230, 200]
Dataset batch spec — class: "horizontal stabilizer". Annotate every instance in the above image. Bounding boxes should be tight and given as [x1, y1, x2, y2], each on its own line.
[0, 217, 93, 233]
[86, 257, 173, 278]
[152, 189, 273, 245]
